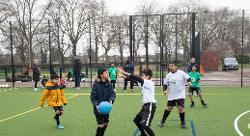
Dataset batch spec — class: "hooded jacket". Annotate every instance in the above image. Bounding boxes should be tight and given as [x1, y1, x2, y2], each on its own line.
[39, 80, 67, 107]
[90, 80, 116, 114]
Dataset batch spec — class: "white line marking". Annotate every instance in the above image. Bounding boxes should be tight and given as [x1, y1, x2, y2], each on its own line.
[0, 107, 41, 123]
[0, 94, 78, 124]
[234, 110, 250, 136]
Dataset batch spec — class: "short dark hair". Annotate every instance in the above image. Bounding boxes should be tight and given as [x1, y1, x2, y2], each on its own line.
[97, 68, 107, 78]
[51, 74, 59, 79]
[193, 64, 200, 71]
[168, 62, 177, 66]
[142, 68, 153, 79]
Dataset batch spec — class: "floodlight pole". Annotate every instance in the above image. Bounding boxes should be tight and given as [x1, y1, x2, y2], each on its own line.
[132, 17, 135, 63]
[160, 15, 163, 86]
[48, 20, 52, 77]
[10, 21, 15, 87]
[191, 12, 196, 59]
[129, 16, 133, 62]
[89, 17, 93, 87]
[241, 10, 244, 87]
[145, 15, 149, 68]
[175, 14, 178, 64]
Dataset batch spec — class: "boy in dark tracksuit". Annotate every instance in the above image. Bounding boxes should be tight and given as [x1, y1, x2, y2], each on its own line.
[90, 68, 116, 136]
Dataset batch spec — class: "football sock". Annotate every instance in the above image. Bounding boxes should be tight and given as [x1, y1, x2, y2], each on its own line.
[201, 100, 205, 104]
[179, 112, 185, 123]
[54, 114, 60, 126]
[191, 101, 194, 105]
[96, 126, 106, 136]
[161, 109, 171, 123]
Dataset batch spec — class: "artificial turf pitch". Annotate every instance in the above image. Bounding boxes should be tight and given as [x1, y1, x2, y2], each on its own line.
[0, 87, 249, 136]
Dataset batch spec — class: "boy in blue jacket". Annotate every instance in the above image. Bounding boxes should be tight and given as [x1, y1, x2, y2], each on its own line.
[90, 68, 116, 136]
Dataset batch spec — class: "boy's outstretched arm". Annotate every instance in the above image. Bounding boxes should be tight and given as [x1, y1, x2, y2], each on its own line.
[117, 67, 131, 77]
[117, 67, 144, 85]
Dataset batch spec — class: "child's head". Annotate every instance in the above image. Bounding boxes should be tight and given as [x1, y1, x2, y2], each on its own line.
[51, 74, 59, 84]
[168, 63, 178, 73]
[192, 64, 200, 72]
[97, 68, 109, 81]
[141, 68, 153, 80]
[190, 57, 195, 64]
[110, 63, 115, 67]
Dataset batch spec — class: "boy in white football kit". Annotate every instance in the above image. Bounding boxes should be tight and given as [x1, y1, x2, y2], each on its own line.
[159, 63, 191, 128]
[118, 68, 156, 136]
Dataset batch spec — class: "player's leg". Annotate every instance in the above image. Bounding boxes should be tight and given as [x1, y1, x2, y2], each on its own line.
[101, 115, 109, 135]
[76, 74, 81, 89]
[113, 80, 116, 89]
[34, 80, 38, 90]
[188, 87, 195, 107]
[123, 78, 128, 90]
[158, 100, 174, 127]
[133, 108, 147, 136]
[111, 80, 116, 91]
[177, 99, 186, 128]
[53, 106, 64, 128]
[197, 88, 207, 107]
[95, 114, 109, 136]
[142, 103, 156, 136]
[130, 78, 134, 92]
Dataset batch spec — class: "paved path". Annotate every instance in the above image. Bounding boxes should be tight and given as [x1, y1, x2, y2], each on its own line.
[1, 69, 250, 87]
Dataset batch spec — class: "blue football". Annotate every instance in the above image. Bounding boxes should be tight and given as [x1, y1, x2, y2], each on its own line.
[98, 101, 112, 115]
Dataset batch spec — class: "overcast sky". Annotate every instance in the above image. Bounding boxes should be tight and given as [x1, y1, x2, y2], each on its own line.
[105, 0, 250, 15]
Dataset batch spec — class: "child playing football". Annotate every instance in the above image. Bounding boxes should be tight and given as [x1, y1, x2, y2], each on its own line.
[39, 74, 67, 129]
[118, 67, 156, 136]
[188, 64, 207, 107]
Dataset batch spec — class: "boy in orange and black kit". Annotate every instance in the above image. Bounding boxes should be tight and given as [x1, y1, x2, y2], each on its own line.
[39, 74, 68, 129]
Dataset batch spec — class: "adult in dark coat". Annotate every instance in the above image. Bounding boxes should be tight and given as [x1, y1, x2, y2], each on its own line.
[73, 56, 81, 89]
[187, 57, 196, 73]
[32, 60, 41, 91]
[123, 59, 134, 91]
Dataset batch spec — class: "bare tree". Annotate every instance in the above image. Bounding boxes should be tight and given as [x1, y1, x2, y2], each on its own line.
[134, 1, 158, 63]
[99, 16, 117, 63]
[58, 0, 96, 57]
[111, 15, 129, 63]
[6, 0, 52, 66]
[202, 8, 245, 59]
[46, 0, 72, 67]
[0, 0, 13, 24]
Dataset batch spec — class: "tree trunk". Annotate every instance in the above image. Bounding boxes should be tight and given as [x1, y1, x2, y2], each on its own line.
[72, 40, 77, 56]
[105, 49, 108, 64]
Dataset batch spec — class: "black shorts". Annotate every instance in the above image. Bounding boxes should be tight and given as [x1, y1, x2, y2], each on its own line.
[188, 87, 201, 95]
[53, 106, 64, 112]
[134, 103, 156, 127]
[110, 80, 116, 84]
[95, 114, 109, 125]
[167, 99, 185, 108]
[93, 107, 109, 125]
